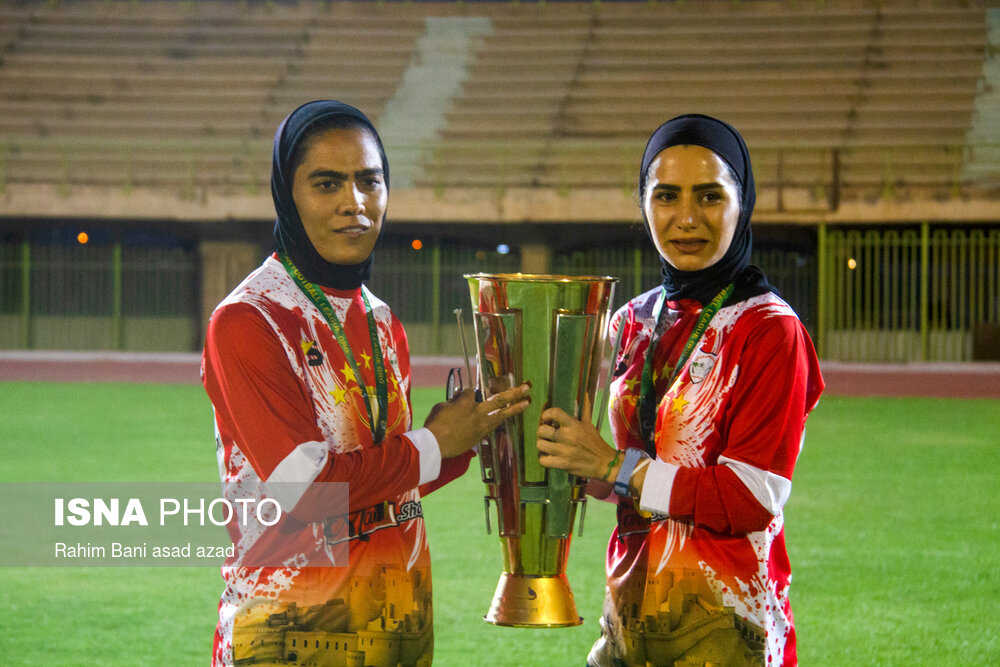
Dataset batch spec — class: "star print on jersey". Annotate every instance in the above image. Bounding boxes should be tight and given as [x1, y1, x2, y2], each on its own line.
[341, 362, 357, 384]
[330, 385, 348, 405]
[671, 393, 689, 415]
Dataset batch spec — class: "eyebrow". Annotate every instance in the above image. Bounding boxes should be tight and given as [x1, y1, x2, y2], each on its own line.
[306, 167, 384, 181]
[651, 182, 725, 192]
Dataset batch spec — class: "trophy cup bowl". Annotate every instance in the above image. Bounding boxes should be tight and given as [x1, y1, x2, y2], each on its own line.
[466, 273, 616, 628]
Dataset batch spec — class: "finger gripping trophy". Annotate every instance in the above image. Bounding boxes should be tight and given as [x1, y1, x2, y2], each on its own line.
[466, 273, 616, 628]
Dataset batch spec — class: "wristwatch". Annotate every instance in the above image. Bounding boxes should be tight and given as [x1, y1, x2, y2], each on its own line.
[614, 447, 646, 497]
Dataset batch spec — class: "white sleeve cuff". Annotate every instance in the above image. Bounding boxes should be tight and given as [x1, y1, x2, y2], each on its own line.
[718, 455, 791, 516]
[638, 460, 680, 516]
[407, 428, 442, 486]
[265, 440, 330, 511]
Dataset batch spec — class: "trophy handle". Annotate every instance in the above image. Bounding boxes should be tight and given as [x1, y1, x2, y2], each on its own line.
[594, 313, 625, 437]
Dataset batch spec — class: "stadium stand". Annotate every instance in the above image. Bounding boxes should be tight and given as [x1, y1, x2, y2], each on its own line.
[424, 1, 992, 203]
[0, 2, 424, 194]
[0, 0, 994, 207]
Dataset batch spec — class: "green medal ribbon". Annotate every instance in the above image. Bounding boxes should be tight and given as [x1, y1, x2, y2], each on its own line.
[279, 253, 389, 444]
[638, 283, 733, 453]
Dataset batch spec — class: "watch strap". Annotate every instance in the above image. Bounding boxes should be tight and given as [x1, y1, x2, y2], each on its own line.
[615, 447, 645, 496]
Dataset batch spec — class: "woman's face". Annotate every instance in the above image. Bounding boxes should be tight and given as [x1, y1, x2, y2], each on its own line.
[643, 144, 740, 273]
[292, 127, 387, 266]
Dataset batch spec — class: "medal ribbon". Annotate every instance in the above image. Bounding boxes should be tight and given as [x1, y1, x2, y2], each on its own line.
[638, 283, 733, 454]
[279, 253, 389, 444]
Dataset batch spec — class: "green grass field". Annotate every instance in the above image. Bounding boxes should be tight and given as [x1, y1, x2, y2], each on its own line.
[1, 382, 998, 665]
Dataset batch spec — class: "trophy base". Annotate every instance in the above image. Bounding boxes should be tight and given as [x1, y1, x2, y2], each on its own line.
[484, 573, 583, 628]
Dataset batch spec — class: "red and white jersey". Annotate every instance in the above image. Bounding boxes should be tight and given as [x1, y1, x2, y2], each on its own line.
[598, 287, 823, 667]
[202, 255, 463, 667]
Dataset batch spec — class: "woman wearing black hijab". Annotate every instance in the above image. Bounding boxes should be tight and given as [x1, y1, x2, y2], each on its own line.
[202, 100, 530, 666]
[537, 115, 824, 666]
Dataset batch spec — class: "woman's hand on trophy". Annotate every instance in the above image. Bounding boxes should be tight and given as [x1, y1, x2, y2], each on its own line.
[536, 407, 620, 481]
[425, 384, 531, 458]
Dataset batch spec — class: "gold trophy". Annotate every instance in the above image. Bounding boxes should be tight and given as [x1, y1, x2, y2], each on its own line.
[466, 273, 616, 628]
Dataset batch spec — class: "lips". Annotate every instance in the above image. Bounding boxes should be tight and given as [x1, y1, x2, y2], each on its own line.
[333, 221, 371, 235]
[670, 238, 708, 253]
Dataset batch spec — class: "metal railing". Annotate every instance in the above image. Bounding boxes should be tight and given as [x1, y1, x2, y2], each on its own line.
[2, 225, 998, 360]
[818, 224, 1000, 361]
[0, 231, 199, 351]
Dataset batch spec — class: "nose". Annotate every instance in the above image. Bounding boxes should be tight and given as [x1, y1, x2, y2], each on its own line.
[336, 183, 364, 216]
[675, 193, 698, 229]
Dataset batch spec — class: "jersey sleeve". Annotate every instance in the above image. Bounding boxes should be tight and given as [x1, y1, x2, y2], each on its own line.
[203, 301, 425, 515]
[657, 315, 822, 535]
[419, 450, 475, 497]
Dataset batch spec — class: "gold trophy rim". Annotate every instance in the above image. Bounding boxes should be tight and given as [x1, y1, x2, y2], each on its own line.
[464, 272, 617, 283]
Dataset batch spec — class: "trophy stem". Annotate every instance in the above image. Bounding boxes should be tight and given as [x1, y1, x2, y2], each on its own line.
[484, 573, 583, 628]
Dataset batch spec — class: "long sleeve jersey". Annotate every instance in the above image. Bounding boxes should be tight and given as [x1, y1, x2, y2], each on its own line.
[202, 255, 467, 667]
[595, 287, 823, 667]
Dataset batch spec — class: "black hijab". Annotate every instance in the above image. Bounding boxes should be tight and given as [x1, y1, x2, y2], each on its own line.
[271, 100, 389, 289]
[639, 113, 773, 306]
